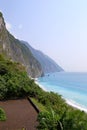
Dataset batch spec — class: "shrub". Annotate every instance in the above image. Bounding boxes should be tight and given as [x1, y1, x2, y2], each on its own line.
[37, 109, 63, 130]
[0, 108, 6, 121]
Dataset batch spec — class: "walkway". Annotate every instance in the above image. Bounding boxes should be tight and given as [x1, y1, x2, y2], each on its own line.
[0, 99, 38, 130]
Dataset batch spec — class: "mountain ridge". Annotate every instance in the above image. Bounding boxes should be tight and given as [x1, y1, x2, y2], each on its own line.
[21, 40, 64, 73]
[0, 12, 63, 78]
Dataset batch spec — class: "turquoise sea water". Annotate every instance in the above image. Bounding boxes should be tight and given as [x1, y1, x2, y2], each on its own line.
[38, 72, 87, 110]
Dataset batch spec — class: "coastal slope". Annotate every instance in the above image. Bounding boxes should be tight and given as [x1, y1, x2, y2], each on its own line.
[21, 41, 64, 73]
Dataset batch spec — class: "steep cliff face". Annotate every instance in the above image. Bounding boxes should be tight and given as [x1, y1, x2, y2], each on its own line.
[21, 41, 64, 73]
[0, 12, 43, 78]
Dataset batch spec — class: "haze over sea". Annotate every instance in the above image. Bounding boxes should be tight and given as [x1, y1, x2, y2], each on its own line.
[38, 72, 87, 112]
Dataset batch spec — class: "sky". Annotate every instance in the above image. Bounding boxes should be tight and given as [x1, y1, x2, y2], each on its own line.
[0, 0, 87, 72]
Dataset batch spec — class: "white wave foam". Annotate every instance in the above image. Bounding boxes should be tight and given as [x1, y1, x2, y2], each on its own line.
[66, 99, 87, 113]
[35, 81, 47, 91]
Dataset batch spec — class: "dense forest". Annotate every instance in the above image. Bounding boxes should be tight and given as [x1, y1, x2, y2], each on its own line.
[0, 54, 87, 129]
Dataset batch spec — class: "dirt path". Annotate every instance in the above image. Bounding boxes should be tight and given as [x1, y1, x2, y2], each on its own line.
[0, 99, 38, 130]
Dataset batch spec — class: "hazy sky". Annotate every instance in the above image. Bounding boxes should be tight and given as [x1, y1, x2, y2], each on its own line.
[0, 0, 87, 72]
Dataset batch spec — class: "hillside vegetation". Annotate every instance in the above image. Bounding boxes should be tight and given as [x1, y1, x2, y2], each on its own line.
[0, 54, 41, 100]
[0, 54, 87, 129]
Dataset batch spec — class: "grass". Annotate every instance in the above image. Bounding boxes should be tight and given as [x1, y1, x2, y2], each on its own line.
[0, 108, 6, 121]
[30, 98, 47, 112]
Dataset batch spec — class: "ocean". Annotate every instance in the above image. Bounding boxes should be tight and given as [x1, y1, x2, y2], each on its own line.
[38, 72, 87, 112]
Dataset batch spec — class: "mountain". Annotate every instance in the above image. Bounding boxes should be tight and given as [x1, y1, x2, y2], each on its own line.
[21, 41, 64, 73]
[0, 12, 43, 78]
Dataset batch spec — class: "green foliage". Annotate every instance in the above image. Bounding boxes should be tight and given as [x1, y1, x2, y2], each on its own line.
[0, 12, 2, 17]
[0, 54, 87, 129]
[0, 108, 6, 121]
[61, 108, 87, 130]
[31, 89, 87, 130]
[37, 109, 63, 130]
[0, 55, 34, 100]
[31, 98, 47, 112]
[37, 105, 87, 130]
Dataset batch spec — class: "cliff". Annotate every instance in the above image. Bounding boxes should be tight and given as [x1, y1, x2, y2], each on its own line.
[21, 41, 64, 73]
[0, 12, 43, 78]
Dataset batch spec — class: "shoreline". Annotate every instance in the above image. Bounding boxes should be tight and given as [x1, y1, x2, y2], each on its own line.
[66, 99, 87, 113]
[35, 81, 47, 91]
[35, 80, 87, 113]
